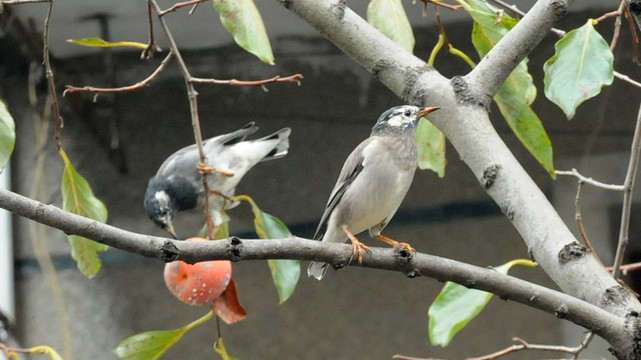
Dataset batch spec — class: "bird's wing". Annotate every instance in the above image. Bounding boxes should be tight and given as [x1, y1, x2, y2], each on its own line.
[156, 123, 258, 178]
[313, 138, 373, 240]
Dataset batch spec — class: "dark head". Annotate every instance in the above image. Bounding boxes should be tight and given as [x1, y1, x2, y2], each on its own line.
[144, 177, 178, 239]
[372, 105, 440, 135]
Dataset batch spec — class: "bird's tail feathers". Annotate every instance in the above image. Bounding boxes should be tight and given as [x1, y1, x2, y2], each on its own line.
[220, 122, 259, 146]
[258, 127, 291, 161]
[307, 261, 328, 280]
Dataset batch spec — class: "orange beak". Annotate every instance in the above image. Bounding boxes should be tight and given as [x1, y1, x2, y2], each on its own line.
[418, 106, 440, 117]
[166, 225, 178, 239]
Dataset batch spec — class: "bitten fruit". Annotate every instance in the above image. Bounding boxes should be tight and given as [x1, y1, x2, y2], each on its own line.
[164, 237, 232, 305]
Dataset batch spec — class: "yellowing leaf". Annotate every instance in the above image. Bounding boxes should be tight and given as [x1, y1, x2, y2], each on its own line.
[544, 20, 614, 120]
[0, 99, 15, 173]
[367, 0, 415, 52]
[416, 117, 446, 177]
[213, 0, 274, 65]
[115, 311, 214, 360]
[67, 37, 150, 50]
[59, 148, 109, 278]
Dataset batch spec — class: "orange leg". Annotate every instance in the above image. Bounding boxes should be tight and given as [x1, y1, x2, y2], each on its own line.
[375, 234, 415, 253]
[197, 162, 234, 177]
[342, 227, 371, 264]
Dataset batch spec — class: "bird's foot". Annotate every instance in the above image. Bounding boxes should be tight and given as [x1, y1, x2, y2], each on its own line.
[197, 162, 234, 177]
[343, 228, 371, 264]
[376, 234, 415, 260]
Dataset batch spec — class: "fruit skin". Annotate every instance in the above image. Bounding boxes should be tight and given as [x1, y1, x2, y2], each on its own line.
[163, 237, 232, 306]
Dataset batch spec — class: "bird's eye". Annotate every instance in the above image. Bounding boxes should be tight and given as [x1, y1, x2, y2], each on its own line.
[404, 109, 412, 117]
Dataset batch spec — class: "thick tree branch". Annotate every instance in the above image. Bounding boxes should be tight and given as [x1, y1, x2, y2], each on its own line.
[0, 188, 627, 344]
[276, 1, 640, 357]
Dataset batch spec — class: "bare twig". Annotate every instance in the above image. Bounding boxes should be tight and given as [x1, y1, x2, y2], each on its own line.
[63, 52, 174, 96]
[613, 261, 641, 274]
[190, 74, 303, 89]
[615, 71, 641, 88]
[572, 181, 606, 270]
[624, 6, 641, 65]
[604, 1, 626, 51]
[394, 333, 594, 360]
[41, 0, 63, 150]
[555, 169, 625, 191]
[158, 0, 209, 17]
[612, 102, 641, 278]
[141, 0, 161, 59]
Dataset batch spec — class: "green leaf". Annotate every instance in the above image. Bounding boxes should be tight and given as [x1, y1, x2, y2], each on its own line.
[428, 259, 536, 347]
[0, 99, 15, 173]
[212, 0, 274, 65]
[367, 0, 415, 52]
[494, 81, 555, 177]
[415, 117, 446, 177]
[115, 328, 186, 360]
[468, 3, 554, 176]
[544, 20, 614, 120]
[115, 311, 214, 360]
[59, 148, 109, 278]
[66, 37, 150, 50]
[214, 338, 239, 360]
[234, 195, 300, 304]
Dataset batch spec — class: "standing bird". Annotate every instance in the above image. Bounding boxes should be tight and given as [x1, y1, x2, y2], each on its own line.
[144, 122, 290, 238]
[308, 105, 439, 280]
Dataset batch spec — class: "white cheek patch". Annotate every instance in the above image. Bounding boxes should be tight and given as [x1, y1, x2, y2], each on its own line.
[155, 190, 170, 205]
[386, 115, 408, 128]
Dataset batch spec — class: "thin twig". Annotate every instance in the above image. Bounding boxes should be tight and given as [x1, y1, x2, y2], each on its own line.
[394, 333, 595, 360]
[149, 0, 215, 239]
[141, 0, 161, 59]
[555, 169, 625, 191]
[615, 71, 641, 88]
[613, 261, 641, 274]
[41, 0, 63, 150]
[63, 52, 174, 96]
[624, 6, 641, 65]
[573, 181, 606, 269]
[605, 1, 626, 51]
[190, 74, 303, 90]
[158, 0, 209, 17]
[612, 102, 641, 278]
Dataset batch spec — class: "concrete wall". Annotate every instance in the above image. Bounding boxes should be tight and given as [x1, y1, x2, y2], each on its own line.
[2, 8, 637, 360]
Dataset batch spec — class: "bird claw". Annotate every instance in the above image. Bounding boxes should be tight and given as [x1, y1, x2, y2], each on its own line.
[197, 162, 234, 177]
[351, 241, 371, 264]
[342, 228, 371, 265]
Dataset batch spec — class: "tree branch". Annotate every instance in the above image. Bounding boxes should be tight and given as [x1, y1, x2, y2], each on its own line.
[0, 188, 626, 344]
[466, 0, 573, 107]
